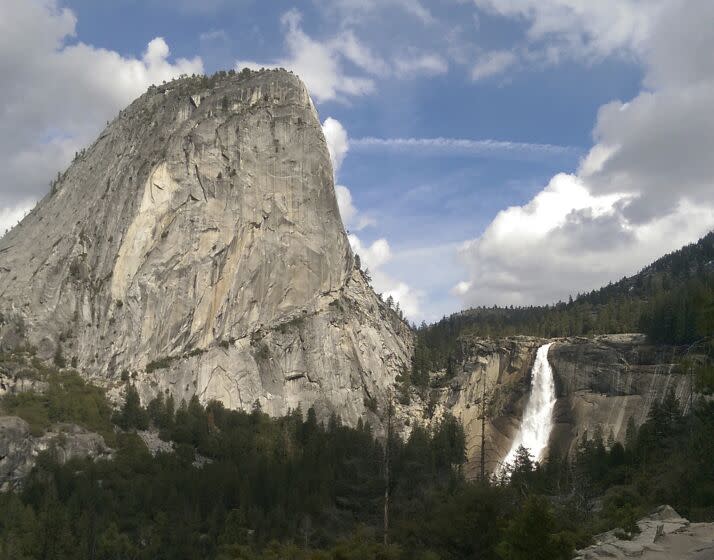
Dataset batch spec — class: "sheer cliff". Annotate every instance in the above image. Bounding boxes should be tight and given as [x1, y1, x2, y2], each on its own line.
[401, 334, 693, 477]
[0, 69, 412, 424]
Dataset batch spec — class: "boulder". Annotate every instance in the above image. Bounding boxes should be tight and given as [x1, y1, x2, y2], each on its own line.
[0, 416, 112, 490]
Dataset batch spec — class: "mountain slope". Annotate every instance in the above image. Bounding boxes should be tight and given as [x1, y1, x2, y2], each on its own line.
[414, 231, 714, 374]
[0, 69, 412, 423]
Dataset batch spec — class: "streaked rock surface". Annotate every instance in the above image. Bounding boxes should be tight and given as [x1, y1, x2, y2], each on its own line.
[549, 334, 693, 459]
[0, 69, 412, 426]
[406, 334, 693, 477]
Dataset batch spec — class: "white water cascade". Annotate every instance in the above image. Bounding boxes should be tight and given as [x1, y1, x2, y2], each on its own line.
[500, 342, 556, 472]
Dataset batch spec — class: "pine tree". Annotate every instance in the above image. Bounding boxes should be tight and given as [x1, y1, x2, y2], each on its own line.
[625, 416, 637, 451]
[113, 385, 149, 430]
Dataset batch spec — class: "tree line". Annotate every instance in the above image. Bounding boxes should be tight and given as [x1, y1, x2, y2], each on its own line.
[2, 366, 714, 558]
[413, 232, 714, 375]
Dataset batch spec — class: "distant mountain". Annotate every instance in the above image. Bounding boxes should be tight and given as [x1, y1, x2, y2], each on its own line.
[579, 230, 714, 303]
[415, 231, 714, 374]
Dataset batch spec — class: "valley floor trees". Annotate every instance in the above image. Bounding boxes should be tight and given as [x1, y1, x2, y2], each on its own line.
[2, 370, 713, 559]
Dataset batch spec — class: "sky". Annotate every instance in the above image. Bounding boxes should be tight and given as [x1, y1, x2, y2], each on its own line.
[1, 0, 713, 322]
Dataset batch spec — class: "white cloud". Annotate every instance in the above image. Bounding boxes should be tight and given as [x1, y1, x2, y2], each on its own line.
[349, 235, 391, 270]
[643, 1, 714, 89]
[348, 234, 423, 319]
[452, 281, 472, 296]
[0, 0, 203, 216]
[236, 9, 452, 103]
[330, 29, 391, 76]
[314, 0, 435, 25]
[322, 117, 375, 232]
[394, 53, 448, 77]
[583, 85, 714, 222]
[351, 136, 576, 158]
[335, 185, 357, 226]
[394, 0, 435, 25]
[465, 1, 706, 82]
[456, 0, 714, 306]
[382, 282, 422, 320]
[471, 50, 517, 80]
[322, 117, 349, 175]
[236, 10, 381, 102]
[199, 29, 229, 43]
[471, 0, 661, 62]
[0, 200, 35, 239]
[335, 185, 376, 231]
[456, 174, 713, 305]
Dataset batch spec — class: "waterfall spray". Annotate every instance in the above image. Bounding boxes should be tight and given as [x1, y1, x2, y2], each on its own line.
[500, 342, 556, 473]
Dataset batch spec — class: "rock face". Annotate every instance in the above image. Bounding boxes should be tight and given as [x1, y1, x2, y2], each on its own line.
[549, 334, 693, 460]
[0, 416, 111, 490]
[0, 349, 50, 396]
[574, 505, 714, 560]
[419, 334, 693, 477]
[0, 69, 412, 425]
[396, 336, 543, 477]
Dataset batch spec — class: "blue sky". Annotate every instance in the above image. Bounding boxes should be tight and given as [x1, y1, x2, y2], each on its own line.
[2, 1, 713, 321]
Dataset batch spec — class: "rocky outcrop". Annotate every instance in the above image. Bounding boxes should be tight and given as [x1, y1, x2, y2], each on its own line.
[395, 336, 545, 477]
[0, 371, 48, 398]
[0, 69, 412, 426]
[0, 350, 50, 397]
[0, 416, 111, 490]
[574, 505, 714, 560]
[549, 334, 693, 459]
[138, 429, 174, 456]
[417, 334, 693, 477]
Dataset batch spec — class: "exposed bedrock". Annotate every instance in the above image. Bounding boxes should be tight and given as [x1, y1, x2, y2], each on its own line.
[416, 334, 693, 477]
[549, 334, 692, 460]
[0, 69, 412, 427]
[574, 505, 714, 560]
[0, 417, 111, 491]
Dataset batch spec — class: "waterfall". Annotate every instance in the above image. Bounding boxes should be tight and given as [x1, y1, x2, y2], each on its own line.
[500, 342, 556, 472]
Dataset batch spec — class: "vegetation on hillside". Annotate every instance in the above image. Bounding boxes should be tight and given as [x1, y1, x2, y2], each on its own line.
[0, 352, 115, 444]
[0, 378, 711, 559]
[3, 372, 115, 444]
[413, 231, 714, 374]
[546, 391, 714, 535]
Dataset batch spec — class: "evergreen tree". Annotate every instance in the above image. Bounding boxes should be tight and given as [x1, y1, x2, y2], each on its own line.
[112, 385, 149, 430]
[496, 496, 572, 560]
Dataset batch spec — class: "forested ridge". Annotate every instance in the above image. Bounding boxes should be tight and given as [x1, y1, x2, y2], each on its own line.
[413, 231, 714, 376]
